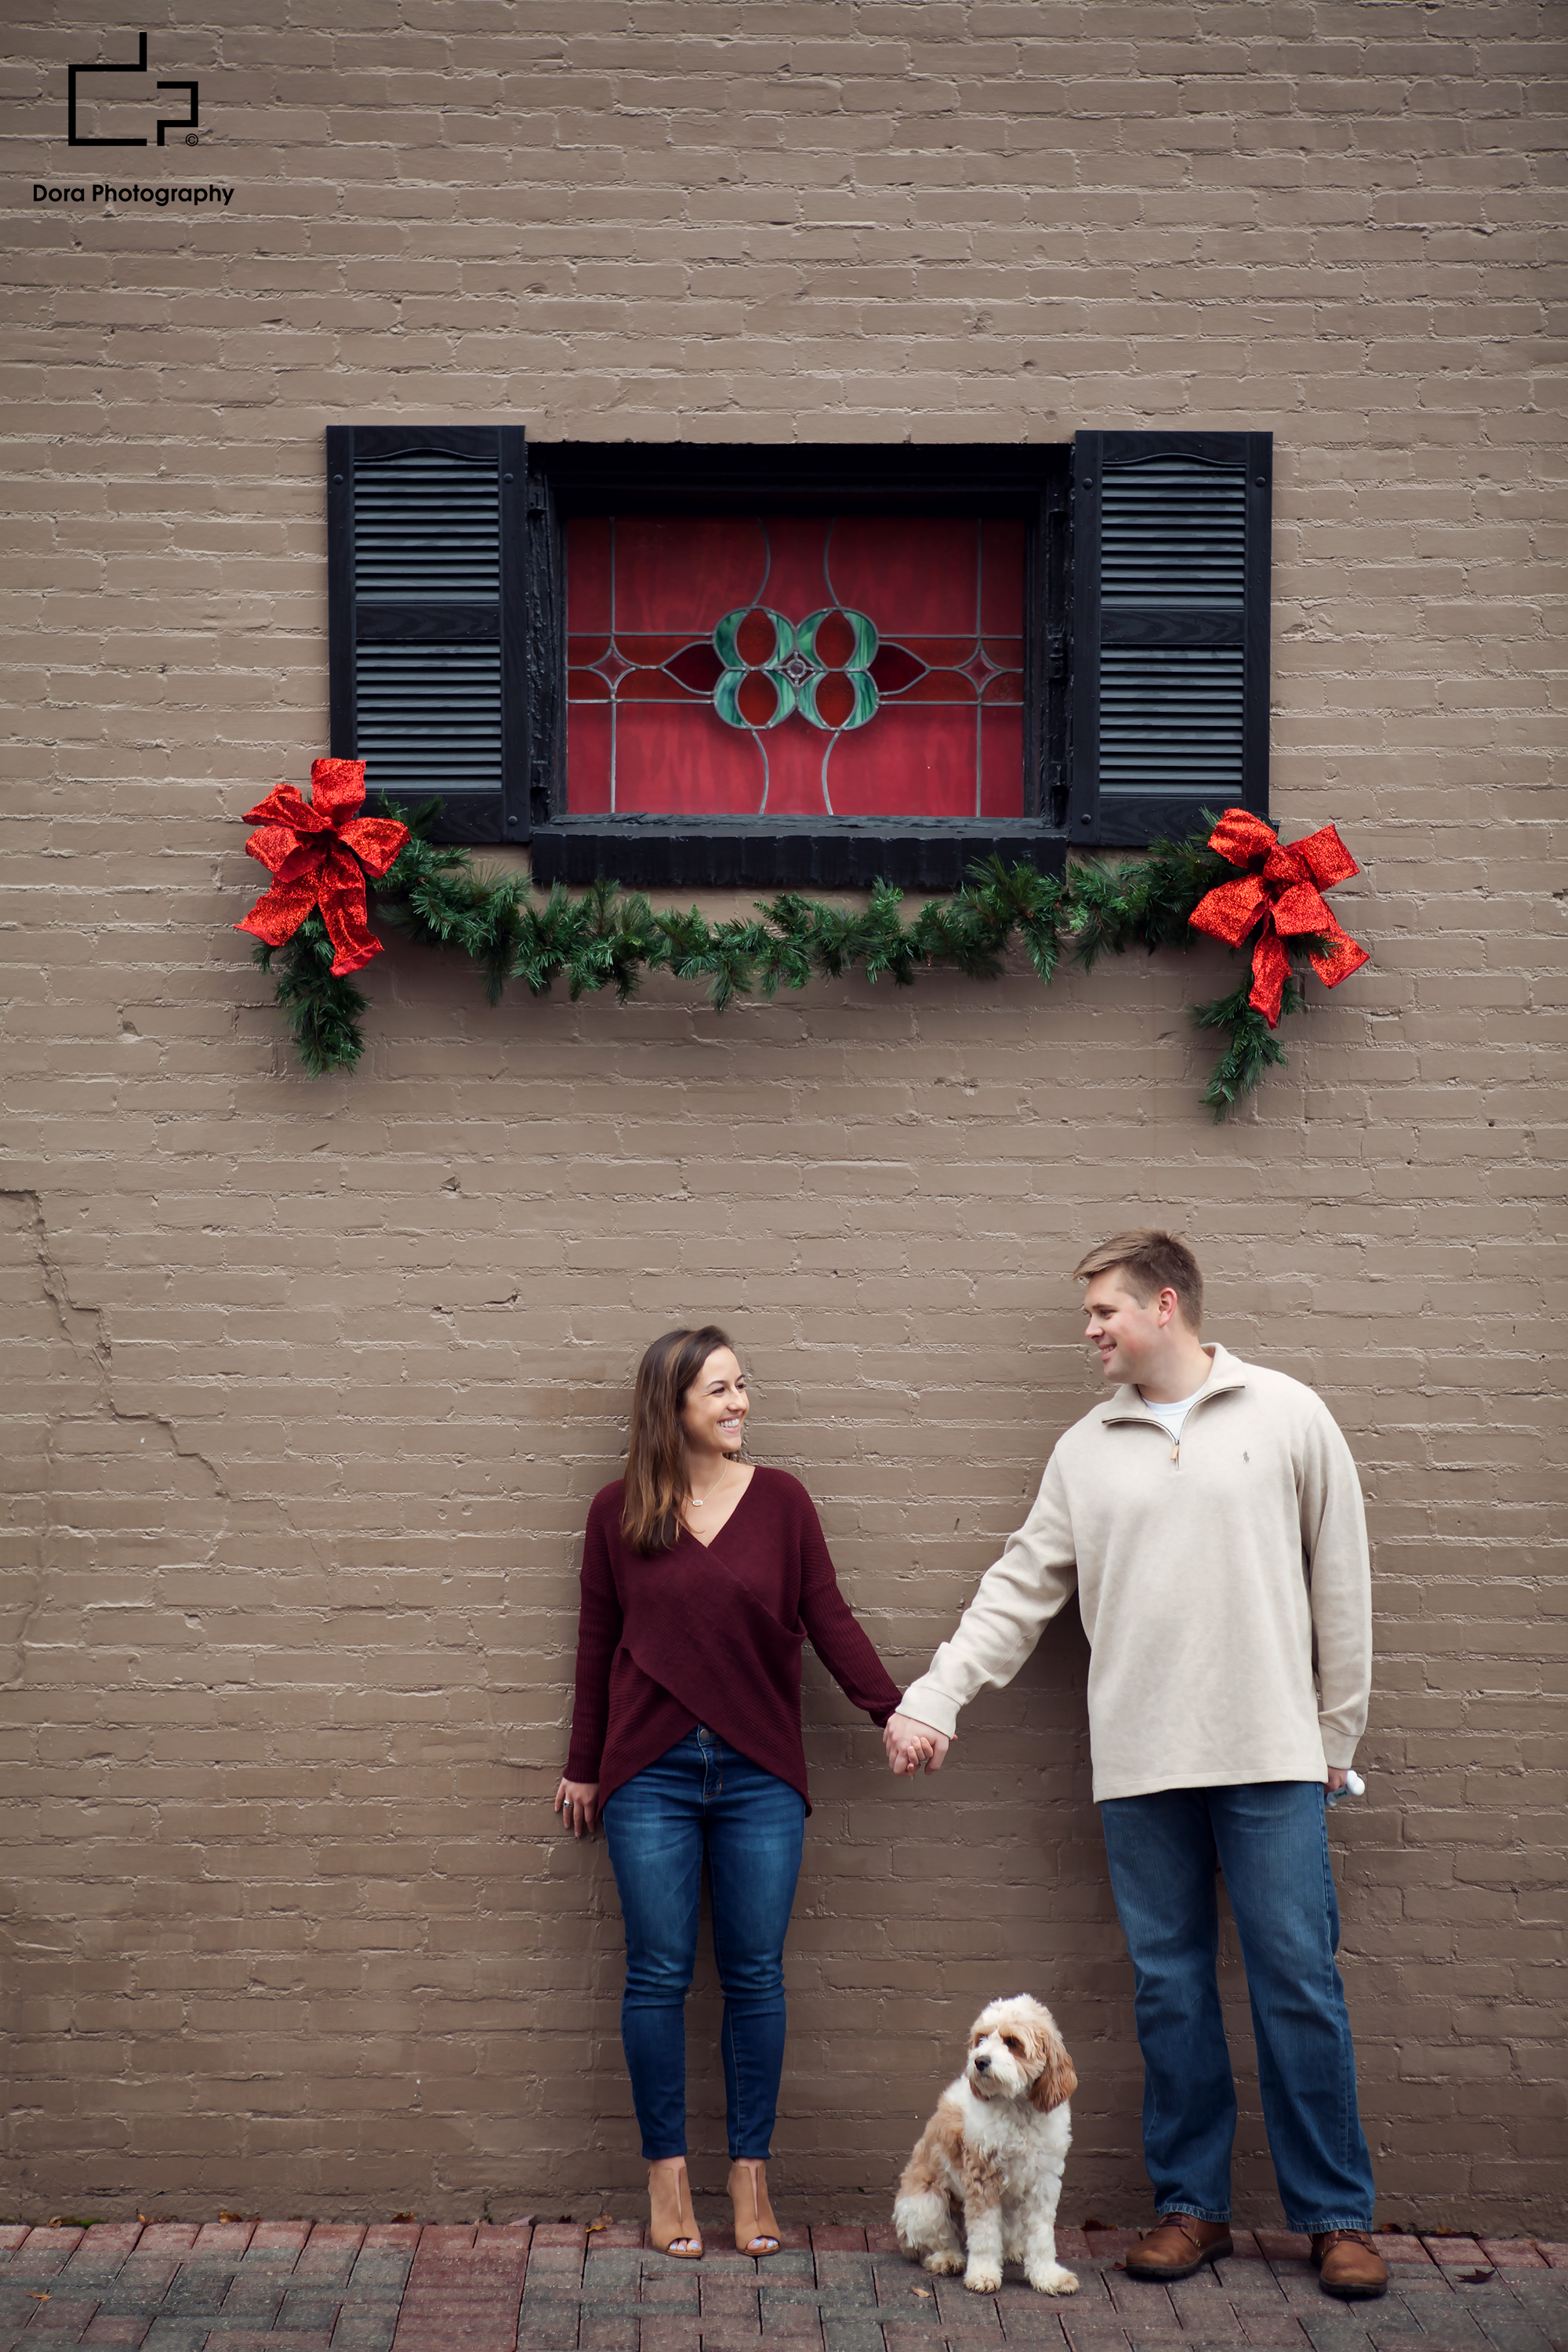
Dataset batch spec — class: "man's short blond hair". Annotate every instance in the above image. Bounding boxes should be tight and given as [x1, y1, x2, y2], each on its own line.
[1072, 1231, 1204, 1332]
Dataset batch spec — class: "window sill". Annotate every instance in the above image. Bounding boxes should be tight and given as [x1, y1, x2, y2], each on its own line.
[528, 817, 1069, 892]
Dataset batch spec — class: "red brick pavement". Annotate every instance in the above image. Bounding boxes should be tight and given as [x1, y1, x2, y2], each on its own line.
[2, 2220, 1566, 2352]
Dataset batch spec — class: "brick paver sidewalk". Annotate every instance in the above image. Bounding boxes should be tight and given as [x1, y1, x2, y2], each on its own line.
[2, 2220, 1565, 2352]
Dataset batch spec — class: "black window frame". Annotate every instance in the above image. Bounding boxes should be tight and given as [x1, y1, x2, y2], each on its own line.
[532, 440, 1072, 891]
[326, 426, 1270, 890]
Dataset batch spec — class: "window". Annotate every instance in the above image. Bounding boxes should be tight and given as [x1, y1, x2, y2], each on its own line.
[327, 429, 1270, 887]
[564, 514, 1025, 823]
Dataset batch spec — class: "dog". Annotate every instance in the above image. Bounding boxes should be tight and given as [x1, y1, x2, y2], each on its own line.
[893, 1994, 1079, 2297]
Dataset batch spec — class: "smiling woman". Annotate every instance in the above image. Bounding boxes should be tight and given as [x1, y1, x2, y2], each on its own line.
[553, 1325, 908, 2262]
[617, 1324, 753, 1555]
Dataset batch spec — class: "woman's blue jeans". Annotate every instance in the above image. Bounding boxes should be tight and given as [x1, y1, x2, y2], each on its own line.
[1099, 1780, 1375, 2234]
[601, 1728, 805, 2161]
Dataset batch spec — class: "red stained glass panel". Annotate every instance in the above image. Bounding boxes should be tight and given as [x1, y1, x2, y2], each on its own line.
[564, 514, 1025, 821]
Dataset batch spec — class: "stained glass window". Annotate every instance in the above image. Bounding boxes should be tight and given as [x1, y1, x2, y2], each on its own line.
[327, 428, 1268, 879]
[564, 515, 1025, 821]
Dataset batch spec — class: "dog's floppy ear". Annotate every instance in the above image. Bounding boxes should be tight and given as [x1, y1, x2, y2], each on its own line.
[1029, 2028, 1078, 2113]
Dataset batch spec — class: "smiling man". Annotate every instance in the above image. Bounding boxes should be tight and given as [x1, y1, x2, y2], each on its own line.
[884, 1231, 1385, 2303]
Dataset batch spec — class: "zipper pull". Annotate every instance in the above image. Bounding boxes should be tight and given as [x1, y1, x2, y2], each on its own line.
[1171, 1440, 1180, 1464]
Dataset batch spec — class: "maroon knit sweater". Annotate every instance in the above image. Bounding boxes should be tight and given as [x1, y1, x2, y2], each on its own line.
[564, 1466, 902, 1810]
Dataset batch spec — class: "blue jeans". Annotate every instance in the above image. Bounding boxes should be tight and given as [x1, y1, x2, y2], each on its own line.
[601, 1728, 805, 2161]
[1099, 1781, 1375, 2233]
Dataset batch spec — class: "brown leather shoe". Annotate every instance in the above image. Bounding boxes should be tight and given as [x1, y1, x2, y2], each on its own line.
[1311, 2230, 1388, 2300]
[1123, 2216, 1234, 2280]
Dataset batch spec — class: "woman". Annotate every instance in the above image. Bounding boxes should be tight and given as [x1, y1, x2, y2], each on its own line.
[554, 1326, 906, 2260]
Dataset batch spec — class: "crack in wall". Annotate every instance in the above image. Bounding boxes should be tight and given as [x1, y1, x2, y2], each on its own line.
[0, 1189, 229, 1691]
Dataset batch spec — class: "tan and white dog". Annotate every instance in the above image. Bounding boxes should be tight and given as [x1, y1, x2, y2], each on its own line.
[893, 1994, 1079, 2298]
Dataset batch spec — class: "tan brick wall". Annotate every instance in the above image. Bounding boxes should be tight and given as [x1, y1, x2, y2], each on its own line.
[2, 0, 1563, 2234]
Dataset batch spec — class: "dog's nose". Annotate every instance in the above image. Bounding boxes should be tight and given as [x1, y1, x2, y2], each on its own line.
[973, 2054, 990, 2073]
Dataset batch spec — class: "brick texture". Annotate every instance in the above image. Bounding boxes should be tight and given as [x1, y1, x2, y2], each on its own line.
[2, 0, 1563, 2234]
[2, 2224, 1566, 2352]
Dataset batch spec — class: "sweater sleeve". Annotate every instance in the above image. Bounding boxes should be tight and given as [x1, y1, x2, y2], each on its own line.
[1299, 1406, 1373, 1768]
[563, 1497, 623, 1784]
[898, 1452, 1080, 1739]
[796, 1490, 903, 1726]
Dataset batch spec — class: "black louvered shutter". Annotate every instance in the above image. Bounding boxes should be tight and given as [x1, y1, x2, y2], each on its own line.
[1066, 431, 1271, 846]
[327, 425, 529, 842]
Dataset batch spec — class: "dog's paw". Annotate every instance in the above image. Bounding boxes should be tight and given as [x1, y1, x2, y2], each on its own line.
[924, 2251, 964, 2276]
[964, 2264, 1003, 2295]
[1027, 2263, 1079, 2296]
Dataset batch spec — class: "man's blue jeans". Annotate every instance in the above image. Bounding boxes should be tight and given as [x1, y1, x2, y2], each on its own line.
[601, 1728, 806, 2161]
[1099, 1781, 1375, 2233]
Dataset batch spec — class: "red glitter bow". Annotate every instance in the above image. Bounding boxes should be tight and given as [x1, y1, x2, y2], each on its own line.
[1188, 808, 1369, 1027]
[235, 758, 408, 978]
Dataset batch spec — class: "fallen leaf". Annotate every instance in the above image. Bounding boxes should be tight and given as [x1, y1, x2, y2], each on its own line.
[1462, 2269, 1494, 2285]
[505, 2216, 535, 2230]
[586, 2213, 613, 2234]
[1081, 2216, 1107, 2231]
[912, 2286, 931, 2299]
[391, 2215, 417, 2225]
[218, 2213, 251, 2225]
[29, 2292, 50, 2302]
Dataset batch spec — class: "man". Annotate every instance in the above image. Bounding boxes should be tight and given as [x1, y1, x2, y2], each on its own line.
[885, 1232, 1385, 2302]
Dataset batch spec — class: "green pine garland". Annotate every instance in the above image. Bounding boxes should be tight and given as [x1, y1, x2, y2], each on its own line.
[249, 807, 1342, 1119]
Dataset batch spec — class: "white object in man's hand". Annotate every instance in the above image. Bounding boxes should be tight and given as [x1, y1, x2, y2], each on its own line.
[884, 1711, 950, 1776]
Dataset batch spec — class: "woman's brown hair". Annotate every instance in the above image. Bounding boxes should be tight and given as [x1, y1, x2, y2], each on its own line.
[621, 1325, 741, 1555]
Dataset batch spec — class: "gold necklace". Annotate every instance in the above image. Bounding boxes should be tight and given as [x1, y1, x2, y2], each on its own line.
[688, 1462, 733, 1508]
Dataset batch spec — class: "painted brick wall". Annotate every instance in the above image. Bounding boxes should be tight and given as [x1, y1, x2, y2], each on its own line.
[2, 0, 1562, 2232]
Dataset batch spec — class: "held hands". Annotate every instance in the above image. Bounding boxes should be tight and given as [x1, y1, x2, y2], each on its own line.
[554, 1777, 600, 1838]
[884, 1711, 950, 1777]
[557, 1719, 953, 1827]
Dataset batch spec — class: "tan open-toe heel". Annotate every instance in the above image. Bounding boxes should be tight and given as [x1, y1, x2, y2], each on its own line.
[728, 2158, 780, 2256]
[648, 2158, 702, 2258]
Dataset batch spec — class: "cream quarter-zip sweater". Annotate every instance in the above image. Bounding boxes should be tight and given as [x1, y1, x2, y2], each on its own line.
[898, 1345, 1371, 1801]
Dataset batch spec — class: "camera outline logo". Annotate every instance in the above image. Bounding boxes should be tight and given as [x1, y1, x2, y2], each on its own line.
[68, 32, 199, 148]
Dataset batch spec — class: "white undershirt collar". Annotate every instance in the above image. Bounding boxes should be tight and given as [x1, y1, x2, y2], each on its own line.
[1138, 1376, 1212, 1446]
